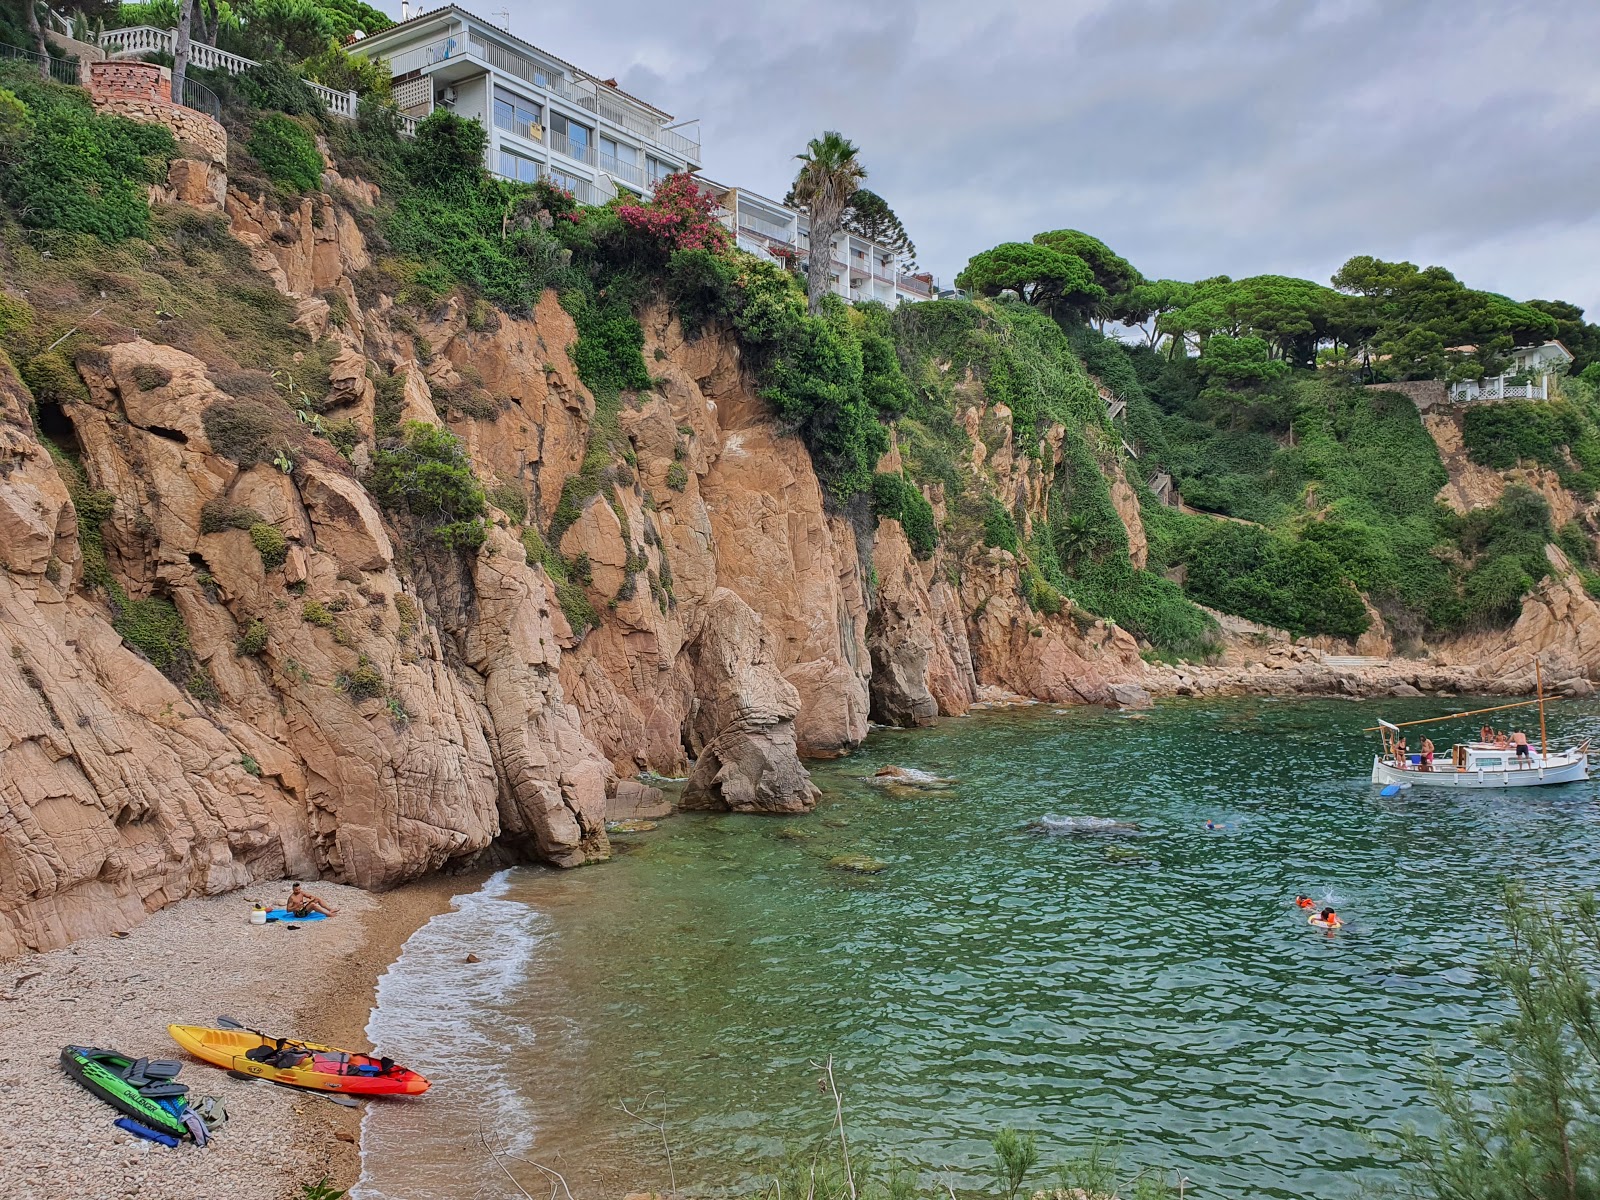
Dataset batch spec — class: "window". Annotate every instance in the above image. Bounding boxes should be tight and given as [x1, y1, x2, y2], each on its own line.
[493, 90, 542, 141]
[646, 156, 675, 186]
[598, 136, 636, 166]
[549, 112, 593, 161]
[497, 149, 538, 184]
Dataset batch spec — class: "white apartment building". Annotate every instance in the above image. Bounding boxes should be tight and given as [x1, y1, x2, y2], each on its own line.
[351, 4, 699, 205]
[701, 181, 937, 307]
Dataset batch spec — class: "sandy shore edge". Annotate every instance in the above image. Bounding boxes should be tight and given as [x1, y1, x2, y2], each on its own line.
[0, 869, 489, 1200]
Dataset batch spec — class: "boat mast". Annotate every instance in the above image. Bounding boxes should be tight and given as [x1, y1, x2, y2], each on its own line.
[1537, 658, 1548, 759]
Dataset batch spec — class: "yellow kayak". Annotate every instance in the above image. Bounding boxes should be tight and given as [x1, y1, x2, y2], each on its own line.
[167, 1024, 430, 1095]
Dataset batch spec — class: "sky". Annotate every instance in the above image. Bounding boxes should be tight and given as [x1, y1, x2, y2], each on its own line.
[383, 0, 1600, 311]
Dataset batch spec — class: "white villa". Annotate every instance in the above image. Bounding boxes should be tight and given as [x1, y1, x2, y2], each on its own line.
[1449, 340, 1576, 402]
[702, 180, 937, 307]
[351, 4, 700, 205]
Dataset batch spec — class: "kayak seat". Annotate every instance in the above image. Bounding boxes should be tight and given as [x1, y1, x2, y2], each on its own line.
[244, 1046, 275, 1063]
[137, 1081, 189, 1100]
[141, 1060, 183, 1080]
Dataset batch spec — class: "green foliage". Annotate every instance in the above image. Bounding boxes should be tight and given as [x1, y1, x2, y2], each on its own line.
[955, 242, 1104, 317]
[992, 1127, 1040, 1200]
[1196, 333, 1291, 392]
[871, 473, 937, 557]
[113, 592, 190, 673]
[337, 654, 384, 701]
[238, 61, 325, 117]
[843, 188, 915, 267]
[236, 619, 269, 657]
[1183, 521, 1369, 639]
[1394, 883, 1600, 1200]
[240, 754, 263, 777]
[366, 422, 488, 550]
[0, 65, 173, 242]
[201, 500, 264, 533]
[665, 462, 688, 491]
[1557, 521, 1593, 566]
[1462, 400, 1600, 494]
[300, 38, 392, 101]
[562, 284, 652, 397]
[667, 247, 736, 337]
[203, 398, 285, 466]
[982, 497, 1019, 553]
[249, 114, 324, 193]
[20, 351, 88, 408]
[522, 526, 599, 637]
[1159, 274, 1343, 368]
[301, 599, 333, 627]
[1032, 229, 1141, 300]
[248, 522, 289, 569]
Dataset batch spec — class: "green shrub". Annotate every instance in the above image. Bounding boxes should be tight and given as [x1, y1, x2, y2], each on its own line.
[0, 65, 173, 242]
[239, 61, 325, 117]
[0, 291, 34, 346]
[200, 500, 264, 533]
[249, 114, 325, 193]
[1184, 521, 1369, 639]
[236, 619, 269, 656]
[337, 653, 385, 701]
[20, 351, 88, 407]
[240, 754, 263, 777]
[982, 498, 1020, 553]
[665, 462, 688, 492]
[249, 522, 289, 569]
[871, 472, 937, 557]
[1557, 521, 1592, 566]
[301, 599, 333, 627]
[488, 481, 528, 524]
[366, 421, 488, 550]
[666, 247, 735, 337]
[112, 592, 190, 672]
[203, 398, 285, 465]
[522, 525, 599, 637]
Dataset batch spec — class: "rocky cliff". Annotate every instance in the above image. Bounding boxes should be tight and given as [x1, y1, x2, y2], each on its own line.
[0, 156, 1147, 956]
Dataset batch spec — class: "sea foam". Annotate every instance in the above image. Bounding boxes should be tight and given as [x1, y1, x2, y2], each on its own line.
[353, 870, 546, 1200]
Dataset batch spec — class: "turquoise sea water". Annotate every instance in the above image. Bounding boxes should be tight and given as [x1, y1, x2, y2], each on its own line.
[357, 697, 1600, 1200]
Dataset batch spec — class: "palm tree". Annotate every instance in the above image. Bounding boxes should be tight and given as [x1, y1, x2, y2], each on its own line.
[791, 132, 866, 314]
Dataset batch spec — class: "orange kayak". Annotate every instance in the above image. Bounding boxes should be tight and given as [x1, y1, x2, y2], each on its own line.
[167, 1024, 429, 1096]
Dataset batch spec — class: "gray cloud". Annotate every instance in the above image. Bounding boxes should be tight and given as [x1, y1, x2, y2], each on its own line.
[425, 0, 1600, 309]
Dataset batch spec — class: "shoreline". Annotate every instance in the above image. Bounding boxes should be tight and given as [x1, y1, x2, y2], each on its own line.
[0, 870, 488, 1200]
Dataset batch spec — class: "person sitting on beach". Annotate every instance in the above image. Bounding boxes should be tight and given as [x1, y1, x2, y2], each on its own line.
[1512, 731, 1531, 763]
[285, 882, 338, 918]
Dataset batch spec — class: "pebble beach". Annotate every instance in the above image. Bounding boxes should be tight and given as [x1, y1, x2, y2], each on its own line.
[0, 874, 484, 1200]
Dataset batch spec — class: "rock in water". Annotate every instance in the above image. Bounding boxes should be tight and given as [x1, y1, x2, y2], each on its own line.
[1031, 814, 1142, 836]
[607, 819, 660, 833]
[869, 765, 956, 790]
[827, 855, 888, 874]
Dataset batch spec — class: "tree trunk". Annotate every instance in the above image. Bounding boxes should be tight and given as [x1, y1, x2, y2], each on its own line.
[25, 0, 51, 80]
[806, 211, 841, 314]
[196, 0, 214, 45]
[172, 0, 194, 110]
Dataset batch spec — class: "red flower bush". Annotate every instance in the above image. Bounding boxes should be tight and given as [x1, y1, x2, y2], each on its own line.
[617, 172, 731, 254]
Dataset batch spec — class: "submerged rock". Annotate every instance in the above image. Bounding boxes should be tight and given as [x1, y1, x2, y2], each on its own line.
[827, 854, 888, 874]
[606, 819, 660, 833]
[1030, 814, 1142, 836]
[869, 764, 956, 790]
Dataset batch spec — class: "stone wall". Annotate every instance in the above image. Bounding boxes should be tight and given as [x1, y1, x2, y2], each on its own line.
[1365, 379, 1447, 411]
[85, 60, 227, 166]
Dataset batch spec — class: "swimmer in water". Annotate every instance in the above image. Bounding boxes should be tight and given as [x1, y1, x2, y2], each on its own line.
[1310, 907, 1343, 929]
[1295, 895, 1315, 910]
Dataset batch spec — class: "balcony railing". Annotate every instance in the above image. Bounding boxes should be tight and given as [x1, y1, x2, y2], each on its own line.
[0, 40, 80, 85]
[1450, 375, 1551, 403]
[547, 128, 596, 166]
[896, 274, 935, 297]
[495, 167, 606, 206]
[98, 26, 355, 120]
[738, 210, 797, 243]
[598, 151, 644, 187]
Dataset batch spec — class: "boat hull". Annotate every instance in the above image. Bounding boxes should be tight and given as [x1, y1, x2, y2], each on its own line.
[1371, 753, 1589, 789]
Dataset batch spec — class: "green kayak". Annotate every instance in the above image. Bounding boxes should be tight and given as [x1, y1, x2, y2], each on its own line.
[59, 1046, 190, 1139]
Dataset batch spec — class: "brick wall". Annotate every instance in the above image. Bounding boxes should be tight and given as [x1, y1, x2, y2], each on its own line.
[85, 60, 227, 166]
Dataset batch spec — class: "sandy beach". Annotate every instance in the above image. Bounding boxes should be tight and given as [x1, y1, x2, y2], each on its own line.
[0, 871, 488, 1200]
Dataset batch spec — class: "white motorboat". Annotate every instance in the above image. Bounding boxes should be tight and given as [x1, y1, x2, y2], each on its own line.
[1368, 662, 1590, 790]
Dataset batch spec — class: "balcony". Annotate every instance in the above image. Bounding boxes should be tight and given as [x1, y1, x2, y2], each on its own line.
[547, 128, 597, 166]
[598, 152, 645, 187]
[737, 210, 797, 244]
[1449, 375, 1552, 403]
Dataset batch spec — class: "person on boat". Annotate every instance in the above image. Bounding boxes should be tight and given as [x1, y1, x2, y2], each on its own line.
[1494, 731, 1510, 750]
[1480, 724, 1491, 743]
[1420, 738, 1435, 771]
[1295, 895, 1316, 910]
[1512, 730, 1531, 763]
[1395, 736, 1408, 766]
[1310, 907, 1343, 929]
[285, 882, 338, 918]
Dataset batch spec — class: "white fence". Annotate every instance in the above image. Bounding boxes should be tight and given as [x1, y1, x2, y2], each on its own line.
[98, 26, 358, 122]
[1449, 374, 1552, 403]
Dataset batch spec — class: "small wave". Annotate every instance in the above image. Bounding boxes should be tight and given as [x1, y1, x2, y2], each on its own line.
[1030, 814, 1142, 836]
[869, 765, 956, 789]
[354, 870, 547, 1199]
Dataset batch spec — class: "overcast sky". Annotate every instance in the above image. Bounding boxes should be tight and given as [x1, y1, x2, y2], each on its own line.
[388, 0, 1600, 311]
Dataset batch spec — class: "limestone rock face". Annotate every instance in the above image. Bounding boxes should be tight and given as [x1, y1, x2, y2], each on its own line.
[680, 590, 819, 813]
